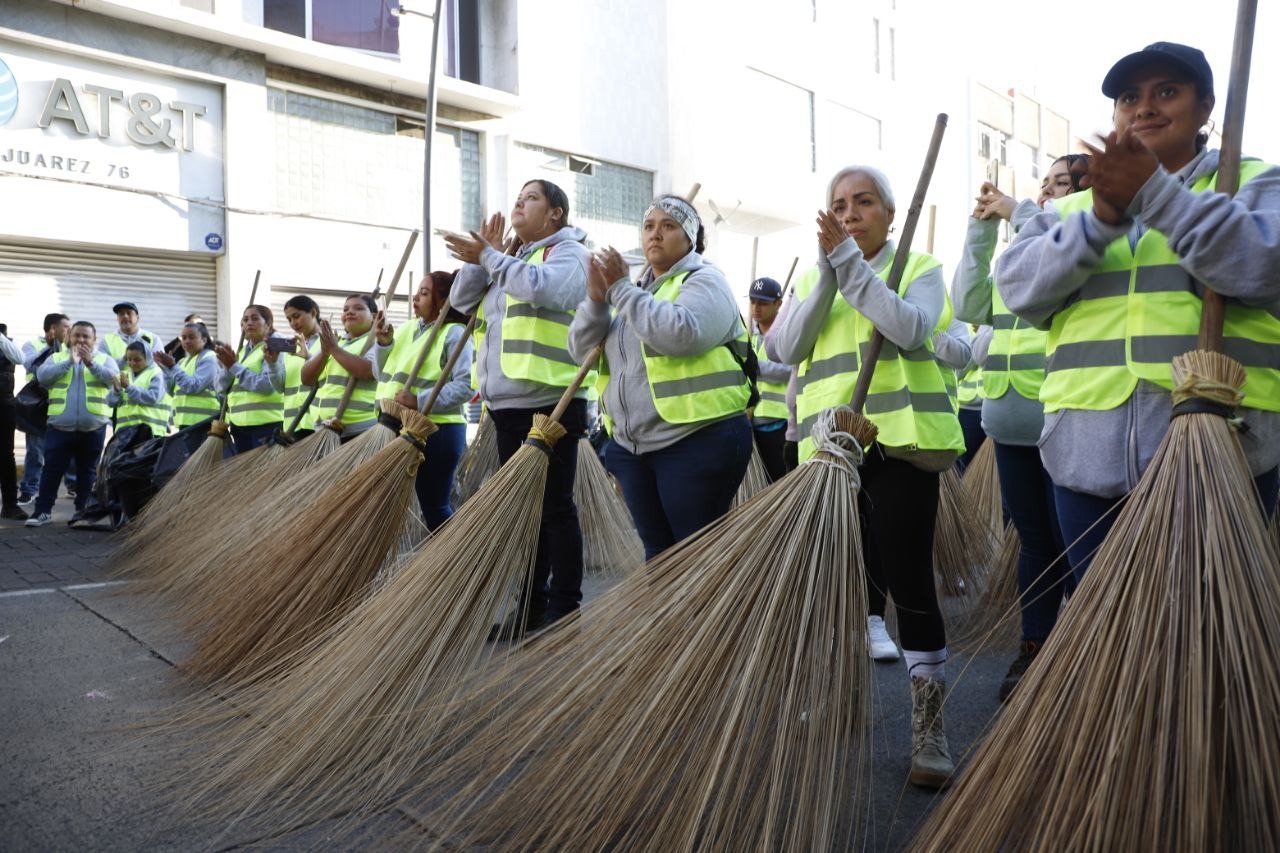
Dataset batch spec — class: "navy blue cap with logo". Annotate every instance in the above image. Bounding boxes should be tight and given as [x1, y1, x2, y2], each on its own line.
[749, 277, 783, 303]
[1102, 42, 1214, 99]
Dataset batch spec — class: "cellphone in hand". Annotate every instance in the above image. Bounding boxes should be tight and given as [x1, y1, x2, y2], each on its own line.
[266, 335, 298, 354]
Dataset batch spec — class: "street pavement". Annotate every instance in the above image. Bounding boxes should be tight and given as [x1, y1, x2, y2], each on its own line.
[1, 502, 1013, 851]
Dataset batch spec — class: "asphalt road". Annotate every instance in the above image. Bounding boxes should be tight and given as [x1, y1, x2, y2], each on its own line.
[1, 510, 1014, 851]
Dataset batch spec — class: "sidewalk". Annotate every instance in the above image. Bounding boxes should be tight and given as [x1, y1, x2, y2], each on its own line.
[0, 488, 114, 592]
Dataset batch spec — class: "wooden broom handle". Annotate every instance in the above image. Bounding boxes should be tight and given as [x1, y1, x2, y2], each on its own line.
[549, 344, 603, 424]
[1198, 0, 1256, 353]
[332, 230, 419, 419]
[216, 270, 261, 419]
[419, 312, 479, 416]
[398, 296, 454, 395]
[783, 256, 799, 289]
[850, 114, 948, 411]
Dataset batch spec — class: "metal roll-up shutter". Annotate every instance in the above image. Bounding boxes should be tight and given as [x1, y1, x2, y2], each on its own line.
[0, 241, 218, 384]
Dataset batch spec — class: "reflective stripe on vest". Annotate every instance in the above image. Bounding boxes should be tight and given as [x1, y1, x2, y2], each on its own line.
[1043, 160, 1280, 413]
[171, 351, 222, 428]
[957, 363, 983, 405]
[46, 351, 113, 419]
[104, 332, 157, 365]
[226, 343, 284, 426]
[116, 365, 173, 434]
[595, 271, 751, 426]
[794, 253, 965, 461]
[983, 286, 1048, 401]
[489, 245, 597, 389]
[312, 333, 377, 428]
[752, 333, 789, 421]
[376, 321, 467, 424]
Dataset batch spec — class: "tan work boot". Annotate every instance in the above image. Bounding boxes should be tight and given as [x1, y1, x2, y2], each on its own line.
[909, 675, 955, 789]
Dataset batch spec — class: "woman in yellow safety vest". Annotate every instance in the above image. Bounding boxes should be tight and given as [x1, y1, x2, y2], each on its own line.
[951, 153, 1087, 703]
[153, 321, 221, 430]
[446, 179, 591, 640]
[109, 341, 172, 437]
[373, 271, 474, 531]
[216, 305, 284, 455]
[276, 295, 323, 438]
[301, 294, 379, 443]
[568, 195, 753, 561]
[773, 165, 964, 791]
[997, 41, 1280, 581]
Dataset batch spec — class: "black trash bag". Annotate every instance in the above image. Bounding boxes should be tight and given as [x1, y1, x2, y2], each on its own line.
[102, 426, 168, 528]
[587, 411, 610, 465]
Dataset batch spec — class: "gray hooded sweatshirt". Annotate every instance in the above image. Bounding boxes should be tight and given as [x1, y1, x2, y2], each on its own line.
[567, 251, 746, 455]
[452, 226, 591, 411]
[996, 148, 1280, 497]
[952, 197, 1045, 445]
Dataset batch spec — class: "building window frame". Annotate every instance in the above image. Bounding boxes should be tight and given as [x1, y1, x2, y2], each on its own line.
[263, 0, 400, 58]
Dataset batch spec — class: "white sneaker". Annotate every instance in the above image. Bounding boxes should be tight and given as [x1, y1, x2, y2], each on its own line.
[867, 615, 900, 662]
[25, 512, 52, 528]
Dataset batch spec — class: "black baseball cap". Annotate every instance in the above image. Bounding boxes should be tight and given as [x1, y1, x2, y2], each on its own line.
[749, 277, 783, 302]
[112, 301, 139, 314]
[1102, 42, 1213, 99]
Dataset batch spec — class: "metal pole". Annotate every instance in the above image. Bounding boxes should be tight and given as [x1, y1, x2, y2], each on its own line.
[421, 0, 445, 274]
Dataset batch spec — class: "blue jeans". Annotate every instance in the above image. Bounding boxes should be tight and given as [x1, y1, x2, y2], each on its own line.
[228, 422, 281, 456]
[994, 442, 1070, 643]
[34, 426, 106, 516]
[490, 401, 589, 620]
[21, 431, 76, 497]
[606, 415, 753, 560]
[415, 422, 466, 532]
[1055, 466, 1280, 583]
[956, 407, 985, 472]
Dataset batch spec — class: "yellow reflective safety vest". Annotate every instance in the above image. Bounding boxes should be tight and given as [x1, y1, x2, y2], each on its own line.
[103, 331, 158, 364]
[957, 363, 983, 406]
[752, 331, 789, 422]
[983, 288, 1047, 401]
[281, 346, 318, 433]
[116, 366, 173, 434]
[226, 342, 284, 427]
[312, 333, 378, 429]
[795, 253, 965, 461]
[1043, 160, 1280, 414]
[596, 271, 752, 426]
[46, 351, 113, 419]
[170, 351, 221, 428]
[477, 245, 595, 389]
[377, 321, 467, 425]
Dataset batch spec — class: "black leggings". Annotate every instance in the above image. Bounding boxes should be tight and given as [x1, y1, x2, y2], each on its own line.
[489, 400, 587, 619]
[860, 447, 946, 652]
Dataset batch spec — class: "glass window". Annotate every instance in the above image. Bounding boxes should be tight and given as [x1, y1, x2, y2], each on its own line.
[443, 0, 481, 84]
[263, 0, 399, 55]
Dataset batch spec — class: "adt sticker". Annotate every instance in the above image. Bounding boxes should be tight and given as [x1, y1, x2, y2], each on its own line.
[0, 57, 18, 127]
[204, 233, 224, 251]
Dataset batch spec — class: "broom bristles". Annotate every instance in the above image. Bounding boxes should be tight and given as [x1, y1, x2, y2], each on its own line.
[179, 407, 437, 685]
[933, 466, 983, 598]
[138, 407, 406, 611]
[165, 414, 565, 838]
[371, 405, 875, 850]
[574, 438, 644, 576]
[732, 440, 773, 507]
[108, 420, 231, 576]
[961, 437, 1004, 567]
[452, 410, 498, 506]
[914, 351, 1280, 851]
[948, 522, 1021, 654]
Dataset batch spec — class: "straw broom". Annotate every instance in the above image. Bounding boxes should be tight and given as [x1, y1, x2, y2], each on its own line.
[452, 407, 498, 506]
[177, 308, 477, 684]
[947, 522, 1020, 653]
[961, 436, 1004, 568]
[914, 9, 1280, 847]
[169, 349, 596, 838]
[124, 246, 418, 599]
[574, 437, 644, 576]
[732, 442, 772, 507]
[932, 465, 979, 597]
[108, 272, 260, 576]
[204, 124, 952, 845]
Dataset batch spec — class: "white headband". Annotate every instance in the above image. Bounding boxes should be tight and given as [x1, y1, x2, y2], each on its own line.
[645, 196, 700, 248]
